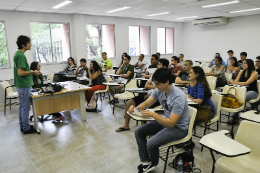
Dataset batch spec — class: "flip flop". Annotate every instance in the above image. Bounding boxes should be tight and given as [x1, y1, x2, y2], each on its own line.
[116, 127, 130, 132]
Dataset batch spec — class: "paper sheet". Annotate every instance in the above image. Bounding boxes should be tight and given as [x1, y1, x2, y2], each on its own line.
[187, 99, 193, 102]
[133, 108, 143, 117]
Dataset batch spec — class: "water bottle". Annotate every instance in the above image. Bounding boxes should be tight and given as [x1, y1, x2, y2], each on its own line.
[48, 79, 51, 84]
[83, 70, 87, 77]
[228, 69, 231, 73]
[43, 79, 46, 84]
[177, 157, 183, 173]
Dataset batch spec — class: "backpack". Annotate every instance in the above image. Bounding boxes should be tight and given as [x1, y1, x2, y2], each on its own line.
[40, 83, 63, 95]
[86, 95, 97, 112]
[168, 151, 194, 171]
[221, 87, 243, 108]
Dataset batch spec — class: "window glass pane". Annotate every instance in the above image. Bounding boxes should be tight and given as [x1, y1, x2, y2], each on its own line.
[102, 25, 115, 58]
[50, 24, 70, 62]
[0, 22, 9, 67]
[30, 23, 52, 63]
[129, 26, 139, 56]
[157, 28, 165, 54]
[166, 28, 174, 54]
[86, 25, 102, 60]
[140, 26, 150, 55]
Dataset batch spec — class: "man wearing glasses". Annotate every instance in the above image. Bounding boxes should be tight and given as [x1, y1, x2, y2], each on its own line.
[255, 56, 260, 78]
[130, 68, 189, 173]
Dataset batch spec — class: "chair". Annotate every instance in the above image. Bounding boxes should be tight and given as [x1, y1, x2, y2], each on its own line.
[220, 85, 247, 139]
[225, 73, 232, 81]
[215, 121, 260, 173]
[47, 73, 54, 83]
[206, 76, 217, 90]
[106, 70, 115, 75]
[0, 81, 18, 115]
[158, 106, 197, 173]
[203, 68, 211, 73]
[247, 81, 260, 111]
[94, 76, 112, 102]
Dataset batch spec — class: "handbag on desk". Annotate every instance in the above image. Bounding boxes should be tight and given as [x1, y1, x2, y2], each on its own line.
[221, 87, 243, 108]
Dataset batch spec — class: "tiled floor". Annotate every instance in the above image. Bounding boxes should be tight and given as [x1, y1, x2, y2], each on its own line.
[0, 100, 239, 173]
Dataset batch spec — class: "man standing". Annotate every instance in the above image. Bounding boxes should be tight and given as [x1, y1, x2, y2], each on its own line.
[208, 53, 226, 67]
[238, 52, 247, 70]
[175, 60, 193, 87]
[134, 54, 147, 71]
[226, 50, 234, 66]
[14, 35, 41, 134]
[74, 58, 89, 77]
[100, 52, 113, 72]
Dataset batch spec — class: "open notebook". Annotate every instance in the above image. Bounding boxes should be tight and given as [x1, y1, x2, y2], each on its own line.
[131, 108, 155, 120]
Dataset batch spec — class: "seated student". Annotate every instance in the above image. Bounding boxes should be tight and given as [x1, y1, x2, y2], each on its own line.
[85, 61, 106, 103]
[63, 57, 77, 74]
[156, 52, 160, 59]
[169, 56, 184, 82]
[30, 62, 66, 121]
[134, 54, 147, 71]
[74, 58, 89, 77]
[255, 56, 260, 76]
[206, 56, 227, 87]
[132, 68, 189, 172]
[238, 52, 247, 70]
[110, 55, 134, 101]
[227, 59, 258, 125]
[115, 58, 169, 132]
[178, 54, 184, 67]
[143, 54, 159, 78]
[119, 52, 128, 67]
[227, 57, 240, 79]
[100, 52, 113, 72]
[175, 60, 192, 87]
[208, 53, 226, 67]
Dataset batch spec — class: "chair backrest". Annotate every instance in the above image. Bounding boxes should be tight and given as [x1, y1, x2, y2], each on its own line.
[235, 121, 260, 156]
[223, 85, 247, 109]
[47, 73, 54, 83]
[210, 94, 222, 122]
[225, 73, 232, 81]
[0, 81, 15, 97]
[106, 76, 112, 82]
[206, 76, 217, 90]
[106, 70, 115, 75]
[203, 68, 211, 73]
[186, 106, 197, 140]
[202, 63, 210, 68]
[257, 81, 260, 98]
[125, 79, 138, 90]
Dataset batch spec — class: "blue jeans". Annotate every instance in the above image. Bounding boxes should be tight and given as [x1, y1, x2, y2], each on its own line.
[233, 91, 258, 118]
[135, 121, 188, 166]
[17, 87, 31, 131]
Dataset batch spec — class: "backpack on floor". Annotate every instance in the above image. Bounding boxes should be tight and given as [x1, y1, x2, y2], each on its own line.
[86, 95, 97, 112]
[169, 151, 194, 171]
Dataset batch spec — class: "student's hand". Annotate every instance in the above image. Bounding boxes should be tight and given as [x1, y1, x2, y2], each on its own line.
[32, 71, 41, 76]
[128, 105, 135, 113]
[205, 73, 210, 76]
[144, 68, 147, 72]
[176, 70, 181, 76]
[120, 64, 124, 68]
[228, 79, 234, 84]
[185, 83, 189, 88]
[120, 74, 124, 77]
[140, 110, 155, 118]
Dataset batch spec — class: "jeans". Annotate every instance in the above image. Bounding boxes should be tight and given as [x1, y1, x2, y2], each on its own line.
[233, 91, 258, 118]
[135, 121, 188, 166]
[17, 87, 31, 131]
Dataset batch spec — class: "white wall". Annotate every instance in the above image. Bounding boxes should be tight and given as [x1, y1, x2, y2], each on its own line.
[182, 14, 260, 63]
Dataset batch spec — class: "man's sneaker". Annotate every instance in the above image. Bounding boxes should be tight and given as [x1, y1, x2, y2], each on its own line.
[139, 162, 155, 173]
[59, 115, 66, 122]
[20, 125, 35, 132]
[138, 163, 143, 171]
[52, 115, 59, 120]
[23, 126, 37, 134]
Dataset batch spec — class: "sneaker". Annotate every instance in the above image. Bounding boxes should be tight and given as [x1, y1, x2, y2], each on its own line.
[137, 164, 143, 171]
[139, 162, 155, 173]
[23, 126, 37, 134]
[59, 115, 66, 122]
[20, 125, 35, 132]
[52, 115, 59, 120]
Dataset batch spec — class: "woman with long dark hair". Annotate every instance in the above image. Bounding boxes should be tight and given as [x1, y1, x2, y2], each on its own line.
[85, 60, 106, 103]
[228, 59, 258, 124]
[63, 57, 77, 74]
[119, 52, 127, 67]
[227, 57, 240, 79]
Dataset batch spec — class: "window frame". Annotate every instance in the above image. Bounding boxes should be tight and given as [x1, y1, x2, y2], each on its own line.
[29, 21, 71, 65]
[85, 23, 116, 60]
[129, 25, 151, 56]
[157, 27, 175, 55]
[0, 20, 11, 69]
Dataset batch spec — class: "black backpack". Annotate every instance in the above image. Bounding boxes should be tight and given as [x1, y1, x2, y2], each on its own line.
[40, 83, 63, 95]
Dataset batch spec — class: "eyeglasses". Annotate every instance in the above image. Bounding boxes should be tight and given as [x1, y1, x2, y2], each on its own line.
[161, 100, 169, 111]
[255, 61, 260, 63]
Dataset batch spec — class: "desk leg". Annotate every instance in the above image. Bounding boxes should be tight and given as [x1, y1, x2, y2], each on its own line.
[79, 91, 86, 122]
[209, 149, 216, 173]
[31, 98, 40, 134]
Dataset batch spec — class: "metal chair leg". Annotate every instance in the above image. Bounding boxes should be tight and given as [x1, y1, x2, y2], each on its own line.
[9, 98, 11, 110]
[163, 147, 170, 173]
[4, 97, 6, 116]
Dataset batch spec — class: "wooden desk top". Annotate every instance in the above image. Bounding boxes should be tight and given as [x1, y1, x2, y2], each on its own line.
[31, 81, 91, 98]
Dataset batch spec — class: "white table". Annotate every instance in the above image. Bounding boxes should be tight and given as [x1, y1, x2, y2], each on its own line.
[240, 110, 260, 123]
[200, 130, 251, 173]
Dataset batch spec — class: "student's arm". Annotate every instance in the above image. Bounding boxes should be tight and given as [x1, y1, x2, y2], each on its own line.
[175, 77, 189, 84]
[145, 81, 156, 90]
[232, 71, 258, 86]
[190, 83, 204, 104]
[89, 70, 101, 80]
[208, 59, 214, 67]
[106, 60, 112, 71]
[143, 74, 151, 78]
[206, 68, 218, 76]
[134, 61, 139, 67]
[121, 71, 132, 78]
[138, 63, 146, 68]
[18, 69, 40, 76]
[74, 66, 81, 75]
[116, 64, 123, 75]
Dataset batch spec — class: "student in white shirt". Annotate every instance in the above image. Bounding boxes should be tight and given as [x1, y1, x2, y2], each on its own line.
[226, 50, 234, 66]
[135, 54, 147, 71]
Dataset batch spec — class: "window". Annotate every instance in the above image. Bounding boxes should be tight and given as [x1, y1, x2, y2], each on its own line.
[0, 21, 9, 67]
[86, 24, 115, 60]
[157, 28, 174, 54]
[129, 26, 150, 56]
[30, 23, 71, 63]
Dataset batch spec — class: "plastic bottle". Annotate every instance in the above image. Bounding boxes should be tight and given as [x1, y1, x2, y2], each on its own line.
[83, 70, 87, 78]
[48, 79, 51, 84]
[177, 157, 183, 173]
[43, 79, 46, 84]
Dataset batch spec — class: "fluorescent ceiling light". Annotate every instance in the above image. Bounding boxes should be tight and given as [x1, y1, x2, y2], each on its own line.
[176, 16, 198, 20]
[229, 7, 260, 13]
[147, 12, 169, 17]
[53, 1, 72, 9]
[107, 7, 131, 13]
[202, 0, 239, 8]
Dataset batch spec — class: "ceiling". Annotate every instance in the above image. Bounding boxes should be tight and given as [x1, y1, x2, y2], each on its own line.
[0, 0, 260, 22]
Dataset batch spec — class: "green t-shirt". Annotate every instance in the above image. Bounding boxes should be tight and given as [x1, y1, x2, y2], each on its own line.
[13, 51, 33, 88]
[32, 76, 43, 89]
[101, 59, 113, 70]
[121, 64, 134, 79]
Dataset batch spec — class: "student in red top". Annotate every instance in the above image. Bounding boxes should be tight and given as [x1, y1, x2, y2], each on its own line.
[169, 56, 184, 82]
